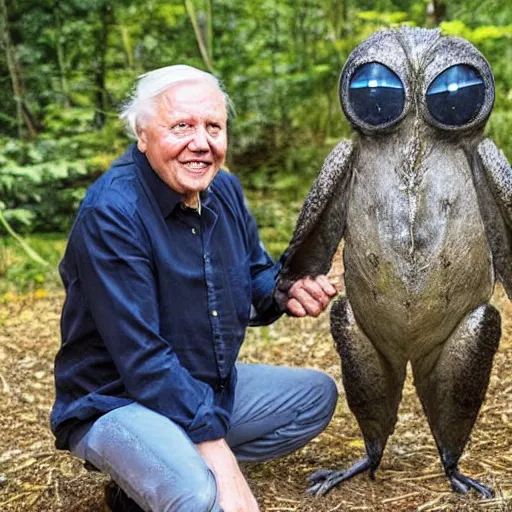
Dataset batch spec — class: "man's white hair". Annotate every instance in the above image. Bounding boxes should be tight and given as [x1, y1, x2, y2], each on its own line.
[119, 65, 232, 139]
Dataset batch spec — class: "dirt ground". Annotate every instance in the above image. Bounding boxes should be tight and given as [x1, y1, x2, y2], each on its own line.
[0, 273, 511, 511]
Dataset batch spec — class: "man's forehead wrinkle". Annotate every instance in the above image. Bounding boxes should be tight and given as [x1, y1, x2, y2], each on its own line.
[156, 90, 227, 124]
[159, 107, 227, 126]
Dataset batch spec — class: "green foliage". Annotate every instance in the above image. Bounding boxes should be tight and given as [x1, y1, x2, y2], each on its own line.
[440, 20, 512, 46]
[0, 208, 48, 266]
[357, 10, 410, 24]
[1, 0, 512, 291]
[0, 114, 128, 233]
[247, 192, 303, 258]
[0, 150, 90, 233]
[0, 234, 65, 293]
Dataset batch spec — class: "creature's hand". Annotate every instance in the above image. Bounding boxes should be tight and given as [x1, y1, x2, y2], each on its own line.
[196, 438, 260, 512]
[286, 275, 338, 317]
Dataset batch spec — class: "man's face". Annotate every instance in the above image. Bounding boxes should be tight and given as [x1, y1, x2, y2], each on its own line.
[137, 80, 228, 206]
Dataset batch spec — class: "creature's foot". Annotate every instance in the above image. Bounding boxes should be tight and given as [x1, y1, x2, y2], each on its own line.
[306, 457, 374, 496]
[449, 470, 494, 499]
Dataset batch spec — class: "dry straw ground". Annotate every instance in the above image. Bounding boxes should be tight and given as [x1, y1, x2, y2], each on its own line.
[0, 261, 511, 512]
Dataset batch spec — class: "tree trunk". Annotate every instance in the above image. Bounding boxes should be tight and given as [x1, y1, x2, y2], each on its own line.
[206, 0, 213, 62]
[120, 25, 134, 70]
[427, 0, 446, 26]
[184, 0, 215, 73]
[0, 0, 37, 137]
[93, 2, 113, 128]
[326, 0, 343, 41]
[54, 1, 71, 108]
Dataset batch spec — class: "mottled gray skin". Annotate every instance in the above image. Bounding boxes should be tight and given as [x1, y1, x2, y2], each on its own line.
[276, 27, 512, 498]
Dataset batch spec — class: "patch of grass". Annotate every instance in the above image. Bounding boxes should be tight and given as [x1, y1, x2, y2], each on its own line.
[0, 233, 66, 294]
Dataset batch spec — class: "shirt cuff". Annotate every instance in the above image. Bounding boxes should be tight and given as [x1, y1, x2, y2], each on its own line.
[248, 298, 283, 326]
[187, 404, 229, 443]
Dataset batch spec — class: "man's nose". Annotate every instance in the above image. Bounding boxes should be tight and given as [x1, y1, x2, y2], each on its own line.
[188, 127, 209, 152]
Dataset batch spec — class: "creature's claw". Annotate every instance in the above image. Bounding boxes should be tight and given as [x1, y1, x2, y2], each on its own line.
[307, 469, 333, 482]
[306, 458, 373, 496]
[307, 469, 346, 496]
[449, 470, 494, 499]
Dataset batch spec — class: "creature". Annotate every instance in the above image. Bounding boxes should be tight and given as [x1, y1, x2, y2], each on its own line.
[276, 27, 512, 498]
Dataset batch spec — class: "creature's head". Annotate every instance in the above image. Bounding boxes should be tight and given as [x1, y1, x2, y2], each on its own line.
[339, 27, 495, 136]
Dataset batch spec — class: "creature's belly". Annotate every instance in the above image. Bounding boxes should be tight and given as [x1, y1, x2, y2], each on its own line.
[343, 149, 494, 354]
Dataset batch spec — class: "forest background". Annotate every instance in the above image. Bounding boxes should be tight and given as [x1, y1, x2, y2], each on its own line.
[0, 0, 512, 292]
[1, 2, 512, 510]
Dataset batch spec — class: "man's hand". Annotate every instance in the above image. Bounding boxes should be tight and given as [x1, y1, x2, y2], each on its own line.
[196, 439, 260, 512]
[286, 275, 337, 317]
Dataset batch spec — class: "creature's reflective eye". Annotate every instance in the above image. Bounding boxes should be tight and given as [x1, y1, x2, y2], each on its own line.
[426, 65, 485, 126]
[348, 63, 405, 126]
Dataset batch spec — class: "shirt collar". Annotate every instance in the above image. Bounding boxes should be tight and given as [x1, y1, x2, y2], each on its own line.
[132, 144, 185, 218]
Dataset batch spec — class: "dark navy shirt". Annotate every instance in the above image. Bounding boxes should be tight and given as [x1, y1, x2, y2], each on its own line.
[51, 144, 282, 450]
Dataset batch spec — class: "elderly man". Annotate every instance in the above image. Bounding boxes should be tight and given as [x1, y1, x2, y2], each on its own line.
[51, 65, 338, 512]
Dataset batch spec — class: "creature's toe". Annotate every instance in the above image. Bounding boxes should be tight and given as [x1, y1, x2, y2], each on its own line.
[305, 457, 374, 496]
[449, 470, 494, 499]
[307, 468, 333, 483]
[306, 470, 346, 497]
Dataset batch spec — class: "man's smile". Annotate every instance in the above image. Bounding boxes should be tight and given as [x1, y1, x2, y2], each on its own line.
[182, 160, 212, 172]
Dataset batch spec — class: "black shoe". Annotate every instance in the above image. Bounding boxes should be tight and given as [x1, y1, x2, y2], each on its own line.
[104, 480, 145, 512]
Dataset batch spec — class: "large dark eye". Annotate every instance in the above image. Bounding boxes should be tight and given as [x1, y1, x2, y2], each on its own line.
[426, 65, 485, 126]
[348, 63, 405, 126]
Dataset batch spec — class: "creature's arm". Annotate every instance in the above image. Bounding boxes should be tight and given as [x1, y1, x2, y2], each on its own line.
[478, 139, 512, 224]
[275, 140, 354, 309]
[477, 138, 512, 298]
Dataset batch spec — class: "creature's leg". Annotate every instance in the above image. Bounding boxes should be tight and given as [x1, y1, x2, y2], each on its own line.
[411, 303, 500, 499]
[308, 296, 407, 496]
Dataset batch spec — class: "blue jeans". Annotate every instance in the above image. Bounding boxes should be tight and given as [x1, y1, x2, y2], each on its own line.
[70, 363, 338, 512]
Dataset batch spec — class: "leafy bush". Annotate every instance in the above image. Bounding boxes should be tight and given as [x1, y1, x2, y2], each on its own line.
[0, 119, 128, 233]
[0, 156, 89, 233]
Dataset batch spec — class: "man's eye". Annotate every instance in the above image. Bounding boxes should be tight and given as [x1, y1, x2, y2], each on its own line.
[208, 124, 221, 134]
[169, 123, 193, 136]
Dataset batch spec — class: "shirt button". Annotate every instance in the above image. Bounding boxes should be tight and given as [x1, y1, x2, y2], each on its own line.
[191, 228, 197, 234]
[211, 310, 218, 317]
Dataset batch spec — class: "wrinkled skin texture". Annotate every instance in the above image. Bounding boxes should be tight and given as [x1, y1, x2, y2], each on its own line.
[276, 27, 512, 498]
[137, 80, 228, 207]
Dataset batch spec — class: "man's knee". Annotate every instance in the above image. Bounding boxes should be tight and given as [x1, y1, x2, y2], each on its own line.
[159, 467, 219, 512]
[73, 408, 220, 512]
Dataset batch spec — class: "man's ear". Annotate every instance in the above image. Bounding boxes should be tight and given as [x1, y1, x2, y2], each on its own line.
[137, 126, 148, 153]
